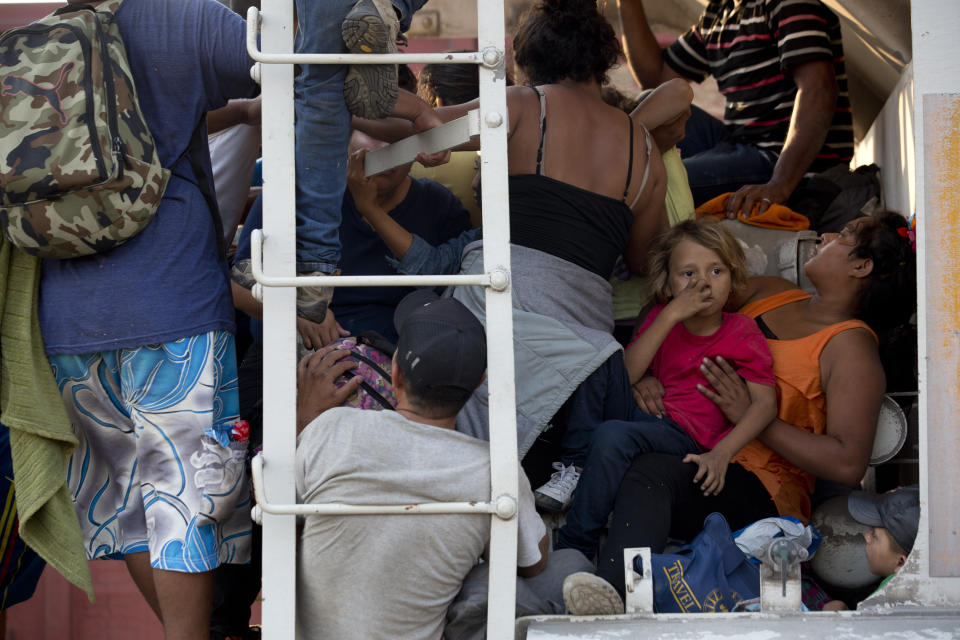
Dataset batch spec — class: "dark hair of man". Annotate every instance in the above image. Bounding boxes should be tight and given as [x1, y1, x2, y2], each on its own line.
[850, 211, 917, 330]
[513, 0, 621, 87]
[400, 376, 474, 419]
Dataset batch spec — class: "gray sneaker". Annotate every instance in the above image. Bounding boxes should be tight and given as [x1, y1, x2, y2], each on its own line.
[562, 572, 624, 616]
[534, 462, 580, 512]
[341, 0, 400, 119]
[296, 270, 338, 324]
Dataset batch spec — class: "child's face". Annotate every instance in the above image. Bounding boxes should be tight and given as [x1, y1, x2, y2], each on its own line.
[666, 239, 733, 317]
[863, 526, 905, 576]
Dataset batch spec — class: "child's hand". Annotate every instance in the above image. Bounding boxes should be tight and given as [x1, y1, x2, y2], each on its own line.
[632, 375, 665, 418]
[666, 277, 713, 321]
[346, 150, 379, 213]
[683, 449, 730, 496]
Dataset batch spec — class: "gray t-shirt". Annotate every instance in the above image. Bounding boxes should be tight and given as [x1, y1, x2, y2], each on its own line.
[295, 408, 545, 640]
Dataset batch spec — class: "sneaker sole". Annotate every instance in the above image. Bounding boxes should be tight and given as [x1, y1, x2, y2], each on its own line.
[534, 492, 567, 513]
[563, 572, 624, 616]
[342, 0, 397, 119]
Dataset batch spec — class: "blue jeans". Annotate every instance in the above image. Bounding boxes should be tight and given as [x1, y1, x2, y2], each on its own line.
[677, 105, 778, 207]
[553, 351, 639, 469]
[556, 412, 699, 557]
[293, 0, 428, 273]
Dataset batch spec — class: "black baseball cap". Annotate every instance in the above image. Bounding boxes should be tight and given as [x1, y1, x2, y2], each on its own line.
[848, 485, 920, 554]
[393, 290, 486, 391]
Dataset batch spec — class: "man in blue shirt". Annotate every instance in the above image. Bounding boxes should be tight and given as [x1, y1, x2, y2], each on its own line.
[41, 0, 258, 636]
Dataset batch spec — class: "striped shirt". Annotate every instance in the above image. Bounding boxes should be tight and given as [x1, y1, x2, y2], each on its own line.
[665, 0, 853, 173]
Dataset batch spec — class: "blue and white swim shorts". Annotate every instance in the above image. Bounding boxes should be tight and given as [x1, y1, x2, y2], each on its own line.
[50, 331, 251, 572]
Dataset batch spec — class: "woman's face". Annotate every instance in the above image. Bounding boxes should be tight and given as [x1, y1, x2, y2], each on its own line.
[804, 217, 874, 278]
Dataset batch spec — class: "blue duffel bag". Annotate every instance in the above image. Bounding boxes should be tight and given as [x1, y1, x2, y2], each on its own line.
[635, 512, 760, 613]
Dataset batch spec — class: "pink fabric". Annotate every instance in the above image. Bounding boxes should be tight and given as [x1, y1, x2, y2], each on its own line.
[629, 305, 775, 450]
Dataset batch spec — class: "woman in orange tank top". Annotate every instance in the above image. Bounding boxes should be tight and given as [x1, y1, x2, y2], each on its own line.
[596, 212, 916, 596]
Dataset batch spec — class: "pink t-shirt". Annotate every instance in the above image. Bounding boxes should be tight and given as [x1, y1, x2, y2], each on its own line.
[629, 305, 775, 450]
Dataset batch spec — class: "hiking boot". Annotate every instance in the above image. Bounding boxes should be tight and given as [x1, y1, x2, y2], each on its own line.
[534, 462, 580, 512]
[341, 0, 400, 119]
[562, 572, 624, 616]
[296, 269, 339, 324]
[231, 259, 256, 289]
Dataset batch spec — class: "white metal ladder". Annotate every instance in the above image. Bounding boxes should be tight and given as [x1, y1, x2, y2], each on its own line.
[245, 2, 518, 638]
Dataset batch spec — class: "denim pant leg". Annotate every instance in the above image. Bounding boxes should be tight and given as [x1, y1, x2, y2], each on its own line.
[556, 415, 698, 557]
[554, 352, 637, 468]
[292, 0, 355, 273]
[292, 0, 429, 272]
[676, 104, 732, 158]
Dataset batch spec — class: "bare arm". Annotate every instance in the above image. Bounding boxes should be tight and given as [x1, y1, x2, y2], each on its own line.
[231, 281, 347, 349]
[616, 0, 682, 88]
[726, 60, 839, 218]
[699, 327, 884, 486]
[353, 87, 529, 152]
[207, 96, 261, 134]
[757, 328, 883, 485]
[685, 381, 777, 495]
[624, 150, 669, 274]
[631, 78, 694, 131]
[346, 152, 414, 259]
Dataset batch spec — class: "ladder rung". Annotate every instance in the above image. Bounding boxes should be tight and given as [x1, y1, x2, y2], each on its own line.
[365, 110, 481, 176]
[246, 7, 486, 66]
[250, 230, 506, 292]
[251, 454, 517, 517]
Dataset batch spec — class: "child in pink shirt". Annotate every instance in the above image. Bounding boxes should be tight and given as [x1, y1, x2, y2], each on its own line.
[557, 219, 777, 556]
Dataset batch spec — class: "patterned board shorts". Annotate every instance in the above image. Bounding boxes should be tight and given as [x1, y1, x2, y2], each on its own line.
[50, 331, 251, 573]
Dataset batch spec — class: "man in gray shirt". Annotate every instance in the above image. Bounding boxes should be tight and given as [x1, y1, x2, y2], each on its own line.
[294, 290, 594, 638]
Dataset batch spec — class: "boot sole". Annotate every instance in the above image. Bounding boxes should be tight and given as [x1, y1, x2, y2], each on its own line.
[342, 0, 398, 119]
[562, 572, 624, 616]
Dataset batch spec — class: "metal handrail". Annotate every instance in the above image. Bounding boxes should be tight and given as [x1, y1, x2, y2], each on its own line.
[249, 229, 505, 291]
[250, 453, 518, 518]
[245, 7, 498, 67]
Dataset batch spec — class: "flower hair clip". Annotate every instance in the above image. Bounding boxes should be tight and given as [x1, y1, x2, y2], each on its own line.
[897, 226, 917, 253]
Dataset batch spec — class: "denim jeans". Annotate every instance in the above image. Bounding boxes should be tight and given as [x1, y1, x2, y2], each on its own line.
[552, 351, 639, 469]
[293, 0, 428, 273]
[556, 413, 699, 557]
[677, 105, 778, 207]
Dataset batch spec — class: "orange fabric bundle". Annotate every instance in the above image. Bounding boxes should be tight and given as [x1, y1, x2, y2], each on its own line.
[695, 193, 810, 230]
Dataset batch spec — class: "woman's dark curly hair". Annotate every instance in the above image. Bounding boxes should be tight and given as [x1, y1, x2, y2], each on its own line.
[418, 52, 480, 107]
[850, 211, 917, 330]
[513, 0, 621, 86]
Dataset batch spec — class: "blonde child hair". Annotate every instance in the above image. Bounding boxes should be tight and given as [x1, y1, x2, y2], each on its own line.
[647, 219, 748, 304]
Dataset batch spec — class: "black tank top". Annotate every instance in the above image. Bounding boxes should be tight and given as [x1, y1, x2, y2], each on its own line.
[508, 86, 641, 278]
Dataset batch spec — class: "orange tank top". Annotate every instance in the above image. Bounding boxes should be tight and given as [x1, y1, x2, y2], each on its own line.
[733, 289, 877, 522]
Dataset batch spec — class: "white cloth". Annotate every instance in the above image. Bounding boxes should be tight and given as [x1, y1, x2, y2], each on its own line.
[295, 408, 545, 640]
[734, 516, 816, 561]
[208, 122, 260, 244]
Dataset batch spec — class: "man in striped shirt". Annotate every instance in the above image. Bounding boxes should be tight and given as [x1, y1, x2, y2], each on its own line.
[617, 0, 853, 216]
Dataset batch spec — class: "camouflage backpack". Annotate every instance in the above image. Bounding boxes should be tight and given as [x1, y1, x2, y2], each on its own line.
[0, 0, 169, 258]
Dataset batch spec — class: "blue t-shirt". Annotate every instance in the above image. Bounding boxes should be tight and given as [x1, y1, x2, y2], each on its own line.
[237, 177, 471, 342]
[39, 0, 257, 354]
